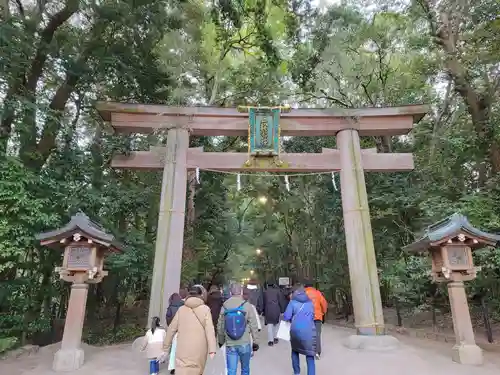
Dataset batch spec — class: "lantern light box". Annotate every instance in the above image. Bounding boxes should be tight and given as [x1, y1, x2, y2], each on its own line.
[404, 213, 500, 366]
[36, 212, 123, 283]
[404, 213, 498, 282]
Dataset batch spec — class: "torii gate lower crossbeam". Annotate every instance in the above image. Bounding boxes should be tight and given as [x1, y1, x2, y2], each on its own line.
[97, 103, 428, 350]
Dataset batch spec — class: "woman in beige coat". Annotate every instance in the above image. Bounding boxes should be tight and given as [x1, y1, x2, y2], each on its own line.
[163, 285, 217, 375]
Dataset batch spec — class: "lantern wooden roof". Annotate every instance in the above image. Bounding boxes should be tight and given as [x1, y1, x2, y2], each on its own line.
[403, 213, 500, 253]
[35, 212, 123, 252]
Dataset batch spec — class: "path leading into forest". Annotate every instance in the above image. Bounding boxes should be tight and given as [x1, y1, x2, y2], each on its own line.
[2, 324, 500, 375]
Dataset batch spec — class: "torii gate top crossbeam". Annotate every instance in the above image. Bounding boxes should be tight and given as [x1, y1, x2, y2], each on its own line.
[96, 102, 428, 137]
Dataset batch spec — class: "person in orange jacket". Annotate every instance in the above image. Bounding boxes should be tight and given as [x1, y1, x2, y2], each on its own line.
[304, 281, 327, 359]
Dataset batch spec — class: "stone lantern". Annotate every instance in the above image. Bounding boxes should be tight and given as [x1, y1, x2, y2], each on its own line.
[35, 212, 123, 372]
[404, 213, 500, 366]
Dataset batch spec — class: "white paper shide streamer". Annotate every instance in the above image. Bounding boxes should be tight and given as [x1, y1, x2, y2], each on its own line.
[195, 167, 200, 184]
[331, 172, 338, 191]
[237, 173, 241, 191]
[284, 175, 290, 191]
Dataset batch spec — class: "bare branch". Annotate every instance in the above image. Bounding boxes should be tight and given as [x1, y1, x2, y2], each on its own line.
[429, 77, 453, 159]
[317, 89, 350, 107]
[26, 0, 80, 93]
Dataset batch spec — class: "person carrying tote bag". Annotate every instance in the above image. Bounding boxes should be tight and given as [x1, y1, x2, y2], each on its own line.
[283, 285, 317, 375]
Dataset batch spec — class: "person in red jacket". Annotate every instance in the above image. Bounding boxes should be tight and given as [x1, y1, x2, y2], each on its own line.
[304, 281, 328, 359]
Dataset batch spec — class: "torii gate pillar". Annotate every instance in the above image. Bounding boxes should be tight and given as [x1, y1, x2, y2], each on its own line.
[338, 128, 399, 350]
[148, 127, 189, 324]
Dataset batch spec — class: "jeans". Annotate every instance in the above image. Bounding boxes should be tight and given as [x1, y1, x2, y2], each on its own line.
[226, 344, 252, 375]
[291, 351, 315, 375]
[314, 320, 322, 355]
[267, 324, 278, 341]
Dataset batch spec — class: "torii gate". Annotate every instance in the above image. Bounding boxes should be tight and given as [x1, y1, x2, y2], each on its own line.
[97, 102, 428, 348]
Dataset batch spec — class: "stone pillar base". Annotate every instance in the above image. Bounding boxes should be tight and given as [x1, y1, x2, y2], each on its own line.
[343, 334, 400, 351]
[451, 344, 483, 366]
[53, 348, 85, 372]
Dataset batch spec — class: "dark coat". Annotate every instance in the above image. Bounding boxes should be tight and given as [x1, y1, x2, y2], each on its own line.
[283, 288, 317, 356]
[166, 294, 184, 326]
[206, 290, 223, 329]
[263, 286, 286, 325]
[247, 287, 264, 314]
[280, 287, 291, 311]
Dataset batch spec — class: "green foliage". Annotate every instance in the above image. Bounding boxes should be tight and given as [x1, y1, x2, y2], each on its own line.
[84, 324, 145, 346]
[0, 337, 18, 354]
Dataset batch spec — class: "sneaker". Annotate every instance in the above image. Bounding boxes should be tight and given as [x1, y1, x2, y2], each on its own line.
[315, 353, 321, 360]
[268, 341, 274, 347]
[273, 338, 279, 344]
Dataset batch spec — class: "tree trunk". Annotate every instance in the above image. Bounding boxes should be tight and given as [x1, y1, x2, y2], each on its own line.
[395, 300, 403, 327]
[0, 0, 80, 157]
[113, 302, 122, 333]
[480, 296, 493, 344]
[420, 1, 500, 176]
[91, 125, 104, 191]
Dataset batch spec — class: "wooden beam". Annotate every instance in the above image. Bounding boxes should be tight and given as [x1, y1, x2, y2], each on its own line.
[111, 149, 414, 172]
[322, 147, 377, 154]
[97, 102, 429, 137]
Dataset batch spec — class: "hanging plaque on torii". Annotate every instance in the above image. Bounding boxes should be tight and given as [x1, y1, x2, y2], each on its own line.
[237, 105, 291, 168]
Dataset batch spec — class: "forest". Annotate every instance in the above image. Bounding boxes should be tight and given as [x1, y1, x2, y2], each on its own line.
[1, 0, 500, 351]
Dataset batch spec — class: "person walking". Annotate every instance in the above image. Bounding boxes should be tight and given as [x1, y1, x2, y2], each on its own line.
[243, 286, 262, 358]
[304, 280, 328, 359]
[218, 283, 260, 375]
[165, 293, 185, 374]
[262, 281, 286, 346]
[179, 287, 188, 301]
[140, 316, 166, 375]
[283, 284, 317, 375]
[162, 285, 217, 375]
[243, 287, 262, 332]
[207, 285, 224, 332]
[246, 279, 263, 314]
[222, 284, 231, 302]
[166, 293, 184, 326]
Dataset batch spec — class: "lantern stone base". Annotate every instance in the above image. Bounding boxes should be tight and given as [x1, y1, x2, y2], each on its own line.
[343, 334, 400, 351]
[451, 344, 483, 366]
[53, 348, 85, 372]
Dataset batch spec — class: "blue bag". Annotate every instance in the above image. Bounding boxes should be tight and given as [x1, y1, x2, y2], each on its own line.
[223, 301, 247, 340]
[149, 359, 159, 375]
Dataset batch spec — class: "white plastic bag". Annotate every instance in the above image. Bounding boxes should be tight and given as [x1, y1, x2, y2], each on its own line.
[131, 336, 145, 352]
[203, 344, 227, 375]
[168, 334, 177, 370]
[221, 345, 227, 375]
[276, 321, 291, 341]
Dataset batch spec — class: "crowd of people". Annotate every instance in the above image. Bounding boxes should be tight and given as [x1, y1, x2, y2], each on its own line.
[140, 280, 327, 375]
